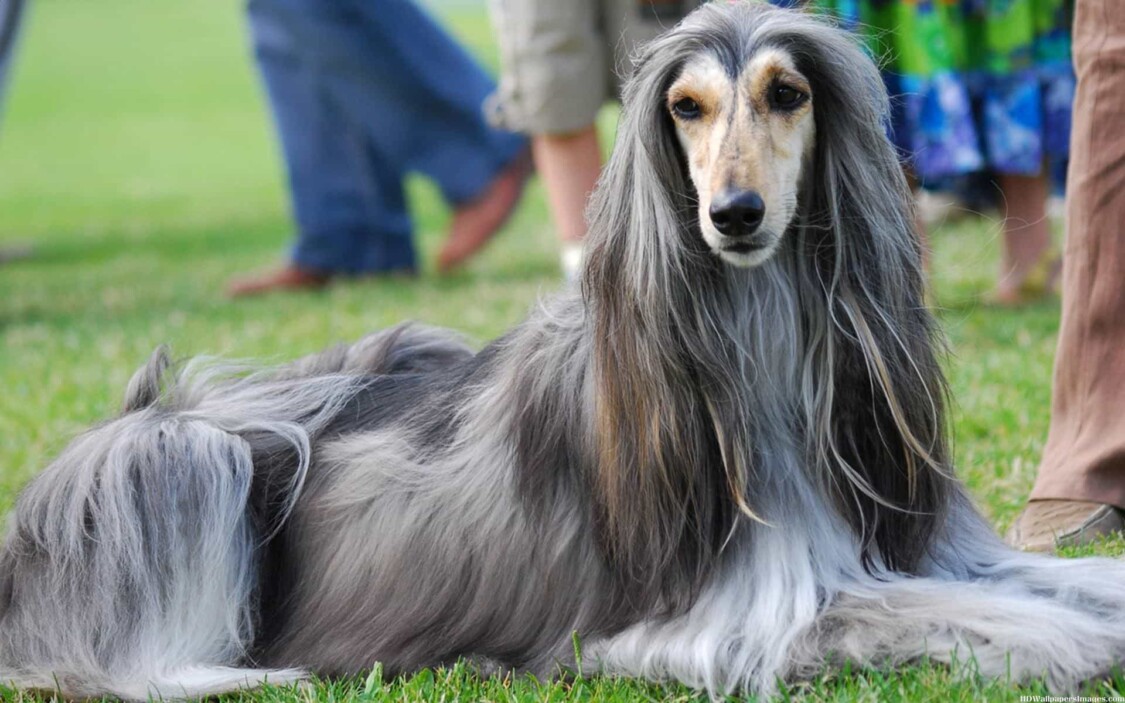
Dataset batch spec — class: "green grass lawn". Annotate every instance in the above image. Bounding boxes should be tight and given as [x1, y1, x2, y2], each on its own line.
[0, 1, 1119, 701]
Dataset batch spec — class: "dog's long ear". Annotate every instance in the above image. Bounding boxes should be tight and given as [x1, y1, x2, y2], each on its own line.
[777, 17, 955, 573]
[580, 28, 738, 610]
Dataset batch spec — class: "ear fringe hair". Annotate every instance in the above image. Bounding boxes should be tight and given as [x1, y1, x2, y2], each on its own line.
[581, 3, 956, 583]
[581, 20, 753, 610]
[771, 11, 955, 572]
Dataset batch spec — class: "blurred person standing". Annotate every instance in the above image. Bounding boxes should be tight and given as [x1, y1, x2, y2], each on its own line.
[0, 0, 22, 117]
[228, 0, 530, 297]
[0, 0, 32, 266]
[803, 0, 1074, 305]
[1006, 0, 1125, 551]
[485, 0, 700, 279]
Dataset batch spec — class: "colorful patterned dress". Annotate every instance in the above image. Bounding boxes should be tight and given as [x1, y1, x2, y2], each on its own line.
[785, 0, 1075, 185]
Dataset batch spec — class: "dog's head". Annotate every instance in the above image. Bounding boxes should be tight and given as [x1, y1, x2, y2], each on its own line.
[667, 44, 814, 267]
[584, 1, 915, 279]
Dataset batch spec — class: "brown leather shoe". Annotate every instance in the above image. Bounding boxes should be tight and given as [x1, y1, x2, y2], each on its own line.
[436, 150, 532, 273]
[225, 264, 331, 298]
[1005, 499, 1125, 552]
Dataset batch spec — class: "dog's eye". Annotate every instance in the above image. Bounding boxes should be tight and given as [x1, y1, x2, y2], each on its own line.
[671, 97, 701, 120]
[770, 84, 807, 111]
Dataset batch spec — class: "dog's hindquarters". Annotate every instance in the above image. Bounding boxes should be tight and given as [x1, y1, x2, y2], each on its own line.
[0, 344, 385, 699]
[0, 325, 472, 698]
[0, 411, 300, 697]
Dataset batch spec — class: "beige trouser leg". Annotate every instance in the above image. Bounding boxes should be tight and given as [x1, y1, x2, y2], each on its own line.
[1030, 0, 1125, 507]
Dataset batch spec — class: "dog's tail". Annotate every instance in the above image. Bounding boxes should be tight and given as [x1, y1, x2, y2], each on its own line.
[0, 346, 368, 699]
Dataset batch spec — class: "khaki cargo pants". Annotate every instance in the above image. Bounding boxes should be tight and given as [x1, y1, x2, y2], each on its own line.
[486, 0, 700, 134]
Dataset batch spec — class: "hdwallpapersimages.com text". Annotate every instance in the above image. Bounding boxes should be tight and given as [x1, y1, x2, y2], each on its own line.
[1026, 692, 1125, 697]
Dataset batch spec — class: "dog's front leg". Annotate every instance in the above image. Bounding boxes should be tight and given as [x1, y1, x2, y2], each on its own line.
[797, 563, 1125, 693]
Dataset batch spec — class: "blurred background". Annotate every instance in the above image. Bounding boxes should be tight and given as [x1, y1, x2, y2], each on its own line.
[0, 0, 1063, 540]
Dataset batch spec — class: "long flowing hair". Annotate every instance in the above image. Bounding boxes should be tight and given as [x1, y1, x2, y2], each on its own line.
[580, 3, 954, 602]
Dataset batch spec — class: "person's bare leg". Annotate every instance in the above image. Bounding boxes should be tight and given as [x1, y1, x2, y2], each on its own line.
[532, 125, 602, 277]
[993, 172, 1056, 304]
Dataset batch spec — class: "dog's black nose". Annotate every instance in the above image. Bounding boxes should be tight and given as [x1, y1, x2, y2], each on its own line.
[709, 190, 766, 237]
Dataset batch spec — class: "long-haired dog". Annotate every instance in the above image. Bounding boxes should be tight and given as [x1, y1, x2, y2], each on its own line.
[2, 2, 1124, 699]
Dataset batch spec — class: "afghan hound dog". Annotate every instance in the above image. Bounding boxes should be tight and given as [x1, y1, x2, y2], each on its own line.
[2, 2, 1124, 699]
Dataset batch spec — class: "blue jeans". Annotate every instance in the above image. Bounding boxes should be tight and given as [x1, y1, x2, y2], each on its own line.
[248, 0, 526, 274]
[0, 0, 25, 121]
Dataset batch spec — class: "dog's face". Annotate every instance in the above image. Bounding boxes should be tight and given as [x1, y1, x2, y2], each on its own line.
[667, 47, 815, 267]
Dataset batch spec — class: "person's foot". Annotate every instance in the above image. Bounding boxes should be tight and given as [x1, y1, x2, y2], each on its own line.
[1005, 499, 1124, 552]
[226, 264, 331, 298]
[436, 150, 532, 273]
[987, 249, 1062, 307]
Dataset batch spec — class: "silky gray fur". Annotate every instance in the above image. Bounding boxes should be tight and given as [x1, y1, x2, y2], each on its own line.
[3, 3, 1125, 699]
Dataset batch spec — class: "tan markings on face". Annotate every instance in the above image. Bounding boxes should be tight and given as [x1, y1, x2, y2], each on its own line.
[667, 48, 816, 267]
